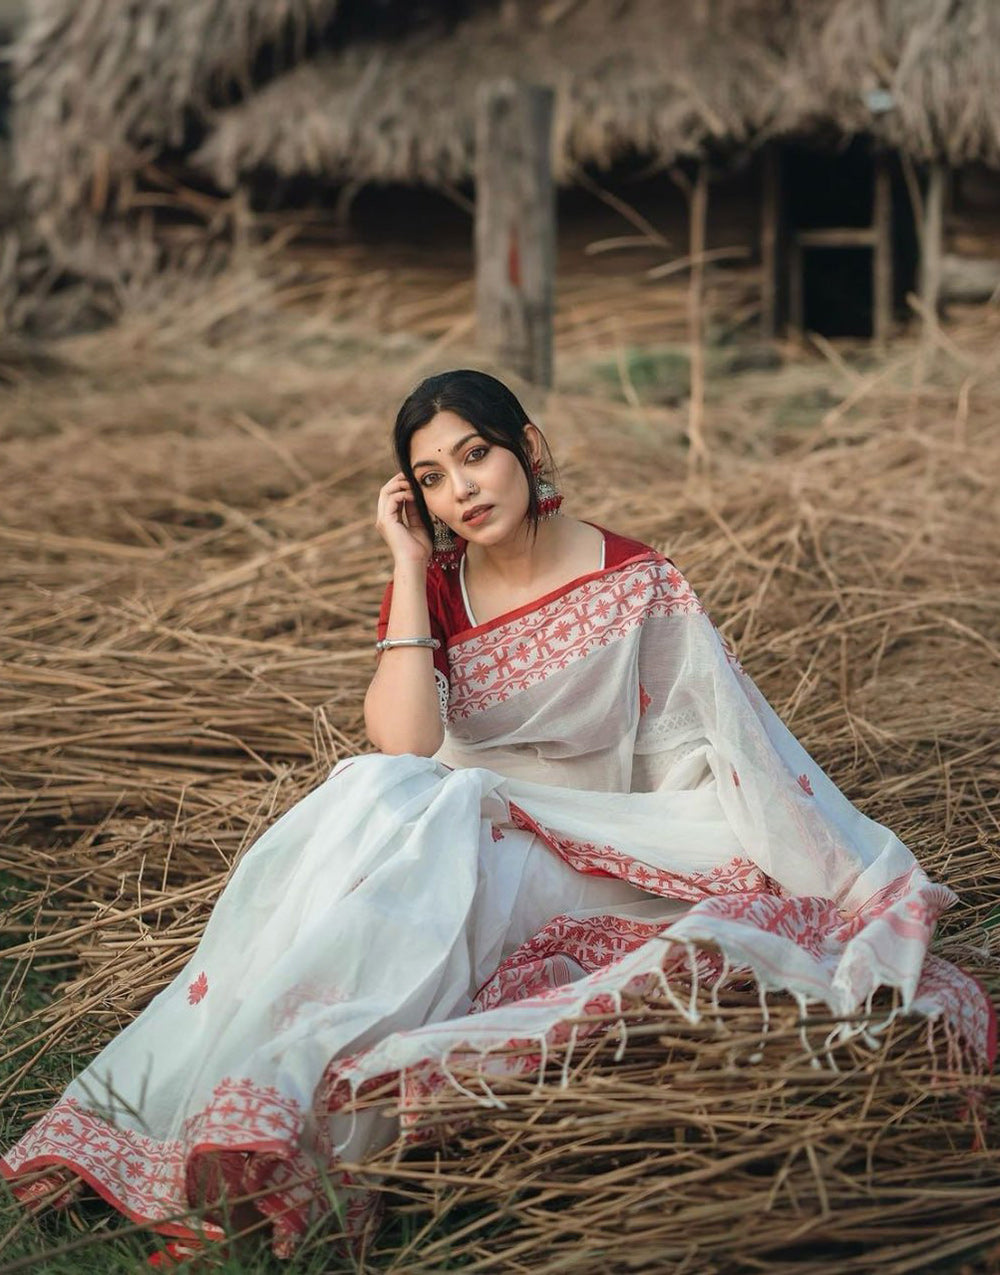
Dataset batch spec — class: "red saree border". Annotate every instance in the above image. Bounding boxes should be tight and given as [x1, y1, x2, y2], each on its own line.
[508, 802, 780, 902]
[447, 557, 702, 719]
[470, 911, 673, 1013]
[445, 545, 666, 648]
[0, 1077, 307, 1241]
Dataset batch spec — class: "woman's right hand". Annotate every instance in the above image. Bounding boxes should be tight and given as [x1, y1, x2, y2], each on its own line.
[375, 473, 433, 566]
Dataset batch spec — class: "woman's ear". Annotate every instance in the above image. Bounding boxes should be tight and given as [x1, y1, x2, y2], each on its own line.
[523, 423, 544, 465]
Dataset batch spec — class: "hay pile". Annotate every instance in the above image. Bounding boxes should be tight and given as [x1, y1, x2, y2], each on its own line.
[1, 281, 999, 1271]
[264, 231, 760, 355]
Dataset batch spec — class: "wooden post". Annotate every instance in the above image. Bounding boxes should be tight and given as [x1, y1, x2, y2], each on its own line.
[475, 80, 556, 387]
[760, 144, 781, 340]
[919, 161, 947, 323]
[872, 150, 893, 350]
[688, 161, 708, 465]
[788, 237, 804, 338]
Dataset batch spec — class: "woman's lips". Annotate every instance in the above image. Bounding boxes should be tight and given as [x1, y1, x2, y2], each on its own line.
[462, 505, 493, 527]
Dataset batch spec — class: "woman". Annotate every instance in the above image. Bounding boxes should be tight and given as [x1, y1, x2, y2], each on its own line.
[2, 370, 993, 1257]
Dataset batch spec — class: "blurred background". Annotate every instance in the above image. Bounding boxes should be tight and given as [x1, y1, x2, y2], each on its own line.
[0, 0, 998, 353]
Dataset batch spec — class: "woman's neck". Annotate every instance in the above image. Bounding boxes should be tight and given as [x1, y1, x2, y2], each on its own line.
[466, 515, 569, 588]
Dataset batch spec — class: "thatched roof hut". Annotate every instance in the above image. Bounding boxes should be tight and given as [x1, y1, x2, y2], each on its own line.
[194, 0, 795, 190]
[9, 0, 343, 218]
[5, 0, 1000, 344]
[10, 0, 1000, 221]
[786, 0, 1000, 167]
[194, 0, 1000, 192]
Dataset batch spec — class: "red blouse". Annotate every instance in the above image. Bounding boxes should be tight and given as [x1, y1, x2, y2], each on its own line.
[376, 524, 661, 682]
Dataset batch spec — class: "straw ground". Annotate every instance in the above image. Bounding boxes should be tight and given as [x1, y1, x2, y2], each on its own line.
[1, 271, 999, 1271]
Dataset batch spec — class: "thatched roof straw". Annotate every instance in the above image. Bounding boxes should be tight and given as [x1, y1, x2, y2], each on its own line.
[9, 0, 344, 217]
[782, 0, 1000, 168]
[195, 0, 1000, 191]
[9, 0, 1000, 227]
[195, 0, 793, 189]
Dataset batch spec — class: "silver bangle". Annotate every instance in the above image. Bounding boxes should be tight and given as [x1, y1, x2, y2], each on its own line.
[375, 636, 441, 653]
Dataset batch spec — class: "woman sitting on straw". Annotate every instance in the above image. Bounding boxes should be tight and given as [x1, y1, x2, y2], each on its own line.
[2, 369, 994, 1258]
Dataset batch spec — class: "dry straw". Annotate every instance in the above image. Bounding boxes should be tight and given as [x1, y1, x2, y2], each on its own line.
[0, 268, 999, 1269]
[14, 1, 1000, 219]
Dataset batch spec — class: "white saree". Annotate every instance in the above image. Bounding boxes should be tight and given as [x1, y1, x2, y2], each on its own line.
[3, 546, 994, 1253]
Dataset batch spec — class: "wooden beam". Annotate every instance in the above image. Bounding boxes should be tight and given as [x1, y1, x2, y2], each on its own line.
[919, 161, 947, 324]
[872, 150, 893, 351]
[759, 144, 781, 340]
[797, 227, 878, 248]
[474, 80, 556, 387]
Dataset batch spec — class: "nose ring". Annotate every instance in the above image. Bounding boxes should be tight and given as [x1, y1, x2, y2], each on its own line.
[466, 480, 479, 494]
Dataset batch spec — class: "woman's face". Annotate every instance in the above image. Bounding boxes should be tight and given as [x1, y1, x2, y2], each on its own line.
[409, 410, 539, 544]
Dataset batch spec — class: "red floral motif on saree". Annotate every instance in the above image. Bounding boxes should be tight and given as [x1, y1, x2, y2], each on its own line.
[187, 972, 208, 1005]
[471, 912, 671, 1013]
[832, 868, 955, 944]
[270, 979, 350, 1033]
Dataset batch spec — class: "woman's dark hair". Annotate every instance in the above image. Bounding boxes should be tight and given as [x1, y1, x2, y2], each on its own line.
[392, 369, 555, 540]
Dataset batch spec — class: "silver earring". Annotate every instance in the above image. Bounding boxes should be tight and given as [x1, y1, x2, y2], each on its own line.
[531, 462, 563, 518]
[432, 517, 461, 569]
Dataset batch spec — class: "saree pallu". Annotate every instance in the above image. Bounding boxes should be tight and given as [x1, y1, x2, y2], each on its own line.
[3, 551, 994, 1254]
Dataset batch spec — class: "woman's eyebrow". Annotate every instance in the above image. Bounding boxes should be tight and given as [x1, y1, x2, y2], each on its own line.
[411, 432, 481, 470]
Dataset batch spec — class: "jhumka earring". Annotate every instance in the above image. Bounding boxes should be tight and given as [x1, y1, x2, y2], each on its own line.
[432, 517, 462, 570]
[532, 460, 563, 519]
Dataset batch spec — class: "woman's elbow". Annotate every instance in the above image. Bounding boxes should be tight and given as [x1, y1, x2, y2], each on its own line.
[368, 730, 443, 757]
[364, 702, 443, 757]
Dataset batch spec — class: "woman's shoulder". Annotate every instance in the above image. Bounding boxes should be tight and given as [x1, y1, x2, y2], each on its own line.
[587, 523, 672, 570]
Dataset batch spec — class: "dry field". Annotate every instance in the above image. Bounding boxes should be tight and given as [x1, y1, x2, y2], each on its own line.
[1, 269, 999, 1272]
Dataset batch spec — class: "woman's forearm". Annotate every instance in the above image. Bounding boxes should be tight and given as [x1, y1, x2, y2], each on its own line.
[364, 562, 445, 756]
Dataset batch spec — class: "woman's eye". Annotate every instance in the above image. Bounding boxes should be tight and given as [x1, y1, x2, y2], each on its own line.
[420, 473, 441, 488]
[467, 446, 489, 463]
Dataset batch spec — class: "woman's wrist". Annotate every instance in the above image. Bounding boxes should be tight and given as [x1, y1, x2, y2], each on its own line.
[392, 554, 431, 581]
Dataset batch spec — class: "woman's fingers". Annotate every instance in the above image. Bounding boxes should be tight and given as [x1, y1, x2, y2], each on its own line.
[376, 476, 423, 541]
[391, 493, 410, 525]
[374, 476, 432, 564]
[378, 475, 408, 505]
[378, 476, 413, 511]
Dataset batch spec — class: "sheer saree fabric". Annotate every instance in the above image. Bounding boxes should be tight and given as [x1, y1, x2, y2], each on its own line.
[2, 548, 993, 1254]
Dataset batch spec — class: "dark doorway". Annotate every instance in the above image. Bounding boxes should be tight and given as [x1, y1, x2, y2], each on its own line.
[781, 137, 919, 339]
